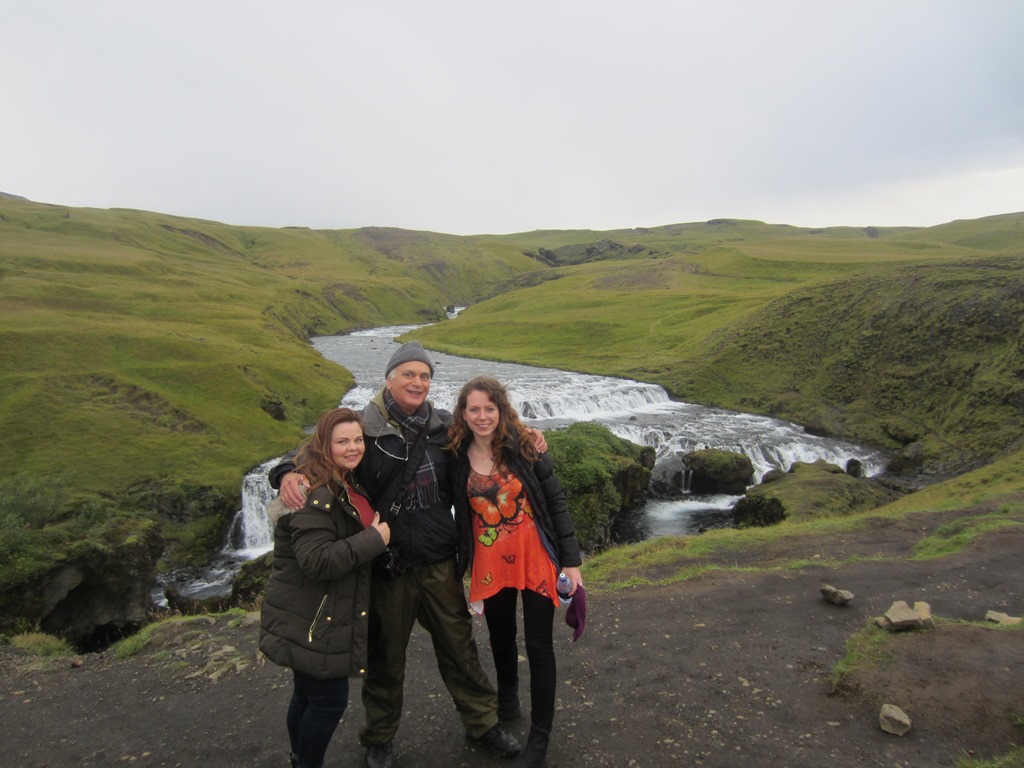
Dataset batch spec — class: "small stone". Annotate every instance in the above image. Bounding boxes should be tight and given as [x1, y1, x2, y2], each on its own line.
[879, 703, 912, 736]
[209, 666, 228, 682]
[883, 601, 923, 631]
[820, 584, 855, 605]
[985, 610, 1022, 626]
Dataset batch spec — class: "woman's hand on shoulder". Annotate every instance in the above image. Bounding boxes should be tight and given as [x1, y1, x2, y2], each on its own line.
[529, 427, 548, 454]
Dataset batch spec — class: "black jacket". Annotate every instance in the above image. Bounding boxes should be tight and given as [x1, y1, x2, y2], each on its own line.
[259, 484, 385, 679]
[449, 431, 582, 579]
[269, 389, 458, 571]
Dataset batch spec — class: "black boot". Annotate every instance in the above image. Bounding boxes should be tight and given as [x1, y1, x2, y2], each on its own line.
[364, 742, 395, 768]
[498, 683, 522, 723]
[513, 722, 550, 768]
[469, 722, 521, 758]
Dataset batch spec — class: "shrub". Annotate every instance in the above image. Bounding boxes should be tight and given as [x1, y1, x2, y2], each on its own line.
[0, 473, 72, 529]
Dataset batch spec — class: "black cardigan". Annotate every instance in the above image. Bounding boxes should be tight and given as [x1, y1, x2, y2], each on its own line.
[449, 432, 582, 579]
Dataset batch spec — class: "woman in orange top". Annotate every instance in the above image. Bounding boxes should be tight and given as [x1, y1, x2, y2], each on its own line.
[449, 376, 583, 768]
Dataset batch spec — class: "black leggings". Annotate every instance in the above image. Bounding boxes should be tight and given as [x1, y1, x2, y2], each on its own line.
[484, 587, 556, 729]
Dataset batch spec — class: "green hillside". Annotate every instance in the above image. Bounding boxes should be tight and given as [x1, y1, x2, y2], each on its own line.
[0, 199, 542, 497]
[3, 196, 1024, 567]
[412, 213, 1024, 484]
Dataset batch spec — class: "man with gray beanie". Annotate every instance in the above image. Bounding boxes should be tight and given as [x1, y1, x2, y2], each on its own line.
[271, 340, 544, 768]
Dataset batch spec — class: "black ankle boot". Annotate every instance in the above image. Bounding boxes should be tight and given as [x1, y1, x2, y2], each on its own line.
[513, 722, 550, 768]
[498, 683, 522, 723]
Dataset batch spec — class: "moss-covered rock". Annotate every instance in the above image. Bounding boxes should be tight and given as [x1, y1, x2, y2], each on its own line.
[230, 551, 273, 606]
[547, 422, 653, 551]
[683, 448, 754, 494]
[0, 515, 163, 646]
[733, 459, 902, 527]
[121, 482, 240, 568]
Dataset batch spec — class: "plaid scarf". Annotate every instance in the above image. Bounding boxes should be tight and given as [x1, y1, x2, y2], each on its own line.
[383, 390, 442, 513]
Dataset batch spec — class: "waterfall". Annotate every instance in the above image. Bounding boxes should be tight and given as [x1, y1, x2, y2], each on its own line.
[342, 373, 672, 422]
[225, 458, 279, 558]
[608, 405, 886, 487]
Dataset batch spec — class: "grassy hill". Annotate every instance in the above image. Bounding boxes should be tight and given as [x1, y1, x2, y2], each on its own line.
[411, 213, 1024, 485]
[2, 196, 1023, 565]
[0, 199, 543, 499]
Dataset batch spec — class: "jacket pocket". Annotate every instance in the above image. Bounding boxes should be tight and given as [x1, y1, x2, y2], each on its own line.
[308, 594, 328, 644]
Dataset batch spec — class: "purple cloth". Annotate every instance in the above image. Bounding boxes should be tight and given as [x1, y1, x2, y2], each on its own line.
[565, 584, 587, 641]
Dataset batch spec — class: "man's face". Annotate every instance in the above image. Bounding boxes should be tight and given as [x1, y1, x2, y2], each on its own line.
[385, 361, 432, 415]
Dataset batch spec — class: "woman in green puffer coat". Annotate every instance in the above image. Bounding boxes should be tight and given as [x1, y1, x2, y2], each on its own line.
[260, 407, 390, 768]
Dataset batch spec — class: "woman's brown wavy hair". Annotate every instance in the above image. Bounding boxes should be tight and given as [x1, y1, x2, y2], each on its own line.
[448, 376, 538, 468]
[294, 407, 364, 492]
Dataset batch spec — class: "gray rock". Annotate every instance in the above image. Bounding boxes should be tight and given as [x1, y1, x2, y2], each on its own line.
[820, 584, 855, 605]
[683, 448, 754, 495]
[0, 518, 164, 645]
[877, 600, 933, 632]
[985, 610, 1022, 626]
[879, 703, 912, 736]
[913, 601, 935, 629]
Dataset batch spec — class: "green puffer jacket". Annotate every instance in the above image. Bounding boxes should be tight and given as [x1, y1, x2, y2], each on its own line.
[259, 484, 386, 680]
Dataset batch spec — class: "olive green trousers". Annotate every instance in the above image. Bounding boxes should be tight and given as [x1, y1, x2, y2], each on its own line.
[359, 557, 499, 745]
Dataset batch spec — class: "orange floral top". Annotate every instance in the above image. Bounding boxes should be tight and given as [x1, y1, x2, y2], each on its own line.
[466, 466, 559, 610]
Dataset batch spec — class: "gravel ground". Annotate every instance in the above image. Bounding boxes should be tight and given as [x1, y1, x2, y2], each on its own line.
[2, 505, 1023, 768]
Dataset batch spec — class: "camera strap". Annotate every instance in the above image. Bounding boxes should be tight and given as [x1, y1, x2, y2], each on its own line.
[374, 406, 433, 522]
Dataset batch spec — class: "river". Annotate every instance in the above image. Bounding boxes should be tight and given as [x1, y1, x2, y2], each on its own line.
[174, 322, 887, 599]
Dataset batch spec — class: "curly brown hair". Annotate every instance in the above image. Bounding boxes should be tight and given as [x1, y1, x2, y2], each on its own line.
[294, 407, 364, 492]
[448, 376, 538, 468]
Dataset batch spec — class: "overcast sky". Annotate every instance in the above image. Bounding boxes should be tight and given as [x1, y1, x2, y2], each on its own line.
[4, 2, 1023, 235]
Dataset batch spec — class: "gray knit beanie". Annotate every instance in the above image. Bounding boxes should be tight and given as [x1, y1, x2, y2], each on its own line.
[385, 341, 435, 378]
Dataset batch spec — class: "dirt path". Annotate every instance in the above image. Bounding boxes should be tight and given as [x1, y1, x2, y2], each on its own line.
[3, 508, 1023, 768]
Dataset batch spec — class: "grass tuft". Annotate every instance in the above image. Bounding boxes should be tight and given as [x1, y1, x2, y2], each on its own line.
[956, 748, 1024, 768]
[9, 631, 76, 658]
[912, 510, 1024, 560]
[111, 608, 246, 659]
[829, 621, 893, 690]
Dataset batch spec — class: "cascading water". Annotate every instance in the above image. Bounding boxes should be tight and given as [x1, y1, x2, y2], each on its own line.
[220, 323, 888, 565]
[224, 458, 279, 557]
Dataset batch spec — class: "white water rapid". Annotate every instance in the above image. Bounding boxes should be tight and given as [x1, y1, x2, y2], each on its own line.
[223, 323, 887, 564]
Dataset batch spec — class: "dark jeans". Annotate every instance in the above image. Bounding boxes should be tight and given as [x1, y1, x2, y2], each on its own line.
[287, 669, 350, 768]
[485, 587, 556, 729]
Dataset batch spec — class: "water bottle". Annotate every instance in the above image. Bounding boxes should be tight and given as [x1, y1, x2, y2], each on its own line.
[556, 572, 573, 606]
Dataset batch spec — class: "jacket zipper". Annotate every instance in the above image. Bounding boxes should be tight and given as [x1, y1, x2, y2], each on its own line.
[308, 595, 328, 643]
